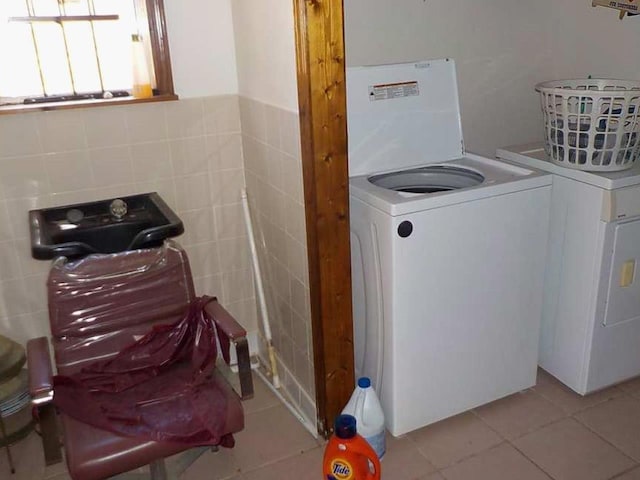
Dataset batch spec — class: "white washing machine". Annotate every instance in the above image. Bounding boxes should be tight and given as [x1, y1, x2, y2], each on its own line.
[497, 144, 640, 394]
[348, 59, 553, 436]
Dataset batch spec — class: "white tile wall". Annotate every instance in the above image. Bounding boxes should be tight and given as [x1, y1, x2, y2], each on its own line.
[0, 95, 256, 345]
[239, 96, 316, 418]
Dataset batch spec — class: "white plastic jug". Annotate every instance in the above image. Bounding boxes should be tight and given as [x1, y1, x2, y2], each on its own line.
[341, 377, 386, 459]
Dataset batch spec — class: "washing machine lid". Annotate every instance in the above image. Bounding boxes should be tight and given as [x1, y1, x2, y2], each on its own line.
[369, 165, 484, 194]
[347, 59, 464, 178]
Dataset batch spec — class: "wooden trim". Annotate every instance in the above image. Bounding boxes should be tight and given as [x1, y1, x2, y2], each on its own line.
[9, 15, 120, 22]
[146, 0, 175, 96]
[0, 94, 178, 116]
[293, 0, 354, 438]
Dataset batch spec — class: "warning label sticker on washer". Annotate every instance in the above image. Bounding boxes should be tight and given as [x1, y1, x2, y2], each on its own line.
[369, 81, 419, 101]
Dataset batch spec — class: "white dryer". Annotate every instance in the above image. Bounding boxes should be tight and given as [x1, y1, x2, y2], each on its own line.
[348, 59, 553, 436]
[497, 144, 640, 394]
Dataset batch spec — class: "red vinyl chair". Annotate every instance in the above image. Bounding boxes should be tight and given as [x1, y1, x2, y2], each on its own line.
[26, 241, 253, 480]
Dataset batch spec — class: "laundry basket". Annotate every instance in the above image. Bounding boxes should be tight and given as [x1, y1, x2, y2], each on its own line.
[537, 79, 640, 172]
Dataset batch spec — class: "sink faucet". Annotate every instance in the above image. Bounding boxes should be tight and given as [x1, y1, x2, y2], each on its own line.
[109, 199, 128, 220]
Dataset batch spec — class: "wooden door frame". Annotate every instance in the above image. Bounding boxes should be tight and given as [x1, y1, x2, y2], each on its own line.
[293, 0, 353, 438]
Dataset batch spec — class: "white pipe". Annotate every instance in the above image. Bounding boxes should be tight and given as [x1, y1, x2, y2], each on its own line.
[241, 188, 280, 388]
[254, 368, 318, 438]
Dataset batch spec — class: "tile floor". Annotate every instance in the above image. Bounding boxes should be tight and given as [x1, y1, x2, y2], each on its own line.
[3, 370, 640, 480]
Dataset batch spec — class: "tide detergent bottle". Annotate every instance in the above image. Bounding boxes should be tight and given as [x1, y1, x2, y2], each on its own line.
[323, 414, 381, 480]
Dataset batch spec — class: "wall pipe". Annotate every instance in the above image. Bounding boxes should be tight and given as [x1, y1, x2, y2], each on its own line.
[241, 188, 280, 388]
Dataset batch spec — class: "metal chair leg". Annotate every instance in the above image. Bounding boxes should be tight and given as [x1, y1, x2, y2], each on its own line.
[38, 403, 62, 465]
[0, 415, 15, 474]
[150, 460, 168, 480]
[170, 446, 208, 477]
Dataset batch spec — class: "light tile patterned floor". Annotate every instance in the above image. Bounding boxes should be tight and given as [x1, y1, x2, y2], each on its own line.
[3, 369, 640, 479]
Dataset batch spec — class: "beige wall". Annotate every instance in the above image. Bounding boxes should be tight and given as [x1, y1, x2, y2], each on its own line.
[0, 96, 255, 346]
[345, 0, 640, 157]
[165, 0, 238, 97]
[231, 0, 299, 111]
[548, 2, 640, 80]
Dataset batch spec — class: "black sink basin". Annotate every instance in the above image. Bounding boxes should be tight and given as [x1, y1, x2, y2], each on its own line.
[29, 192, 184, 260]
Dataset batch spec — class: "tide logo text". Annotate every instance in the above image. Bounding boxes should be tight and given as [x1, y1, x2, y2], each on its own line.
[329, 459, 353, 480]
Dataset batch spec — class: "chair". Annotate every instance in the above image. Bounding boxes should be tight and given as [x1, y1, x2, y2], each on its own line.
[26, 241, 253, 480]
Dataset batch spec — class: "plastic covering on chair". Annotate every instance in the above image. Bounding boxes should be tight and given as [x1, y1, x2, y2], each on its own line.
[53, 296, 234, 446]
[27, 241, 253, 480]
[48, 243, 196, 374]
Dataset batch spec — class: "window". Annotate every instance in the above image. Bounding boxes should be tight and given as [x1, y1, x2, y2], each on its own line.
[0, 0, 174, 110]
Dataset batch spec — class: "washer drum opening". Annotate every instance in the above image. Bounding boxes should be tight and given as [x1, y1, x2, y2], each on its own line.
[368, 165, 485, 194]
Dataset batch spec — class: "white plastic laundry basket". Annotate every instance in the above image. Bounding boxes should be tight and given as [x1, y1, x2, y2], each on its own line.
[537, 79, 640, 172]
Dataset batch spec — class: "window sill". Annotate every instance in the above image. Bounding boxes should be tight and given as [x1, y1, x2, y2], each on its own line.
[0, 93, 179, 116]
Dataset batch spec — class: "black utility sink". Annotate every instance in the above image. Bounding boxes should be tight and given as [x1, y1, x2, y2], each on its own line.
[29, 192, 184, 260]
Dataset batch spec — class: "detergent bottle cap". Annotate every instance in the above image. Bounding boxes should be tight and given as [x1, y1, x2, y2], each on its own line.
[334, 414, 357, 439]
[357, 377, 371, 388]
